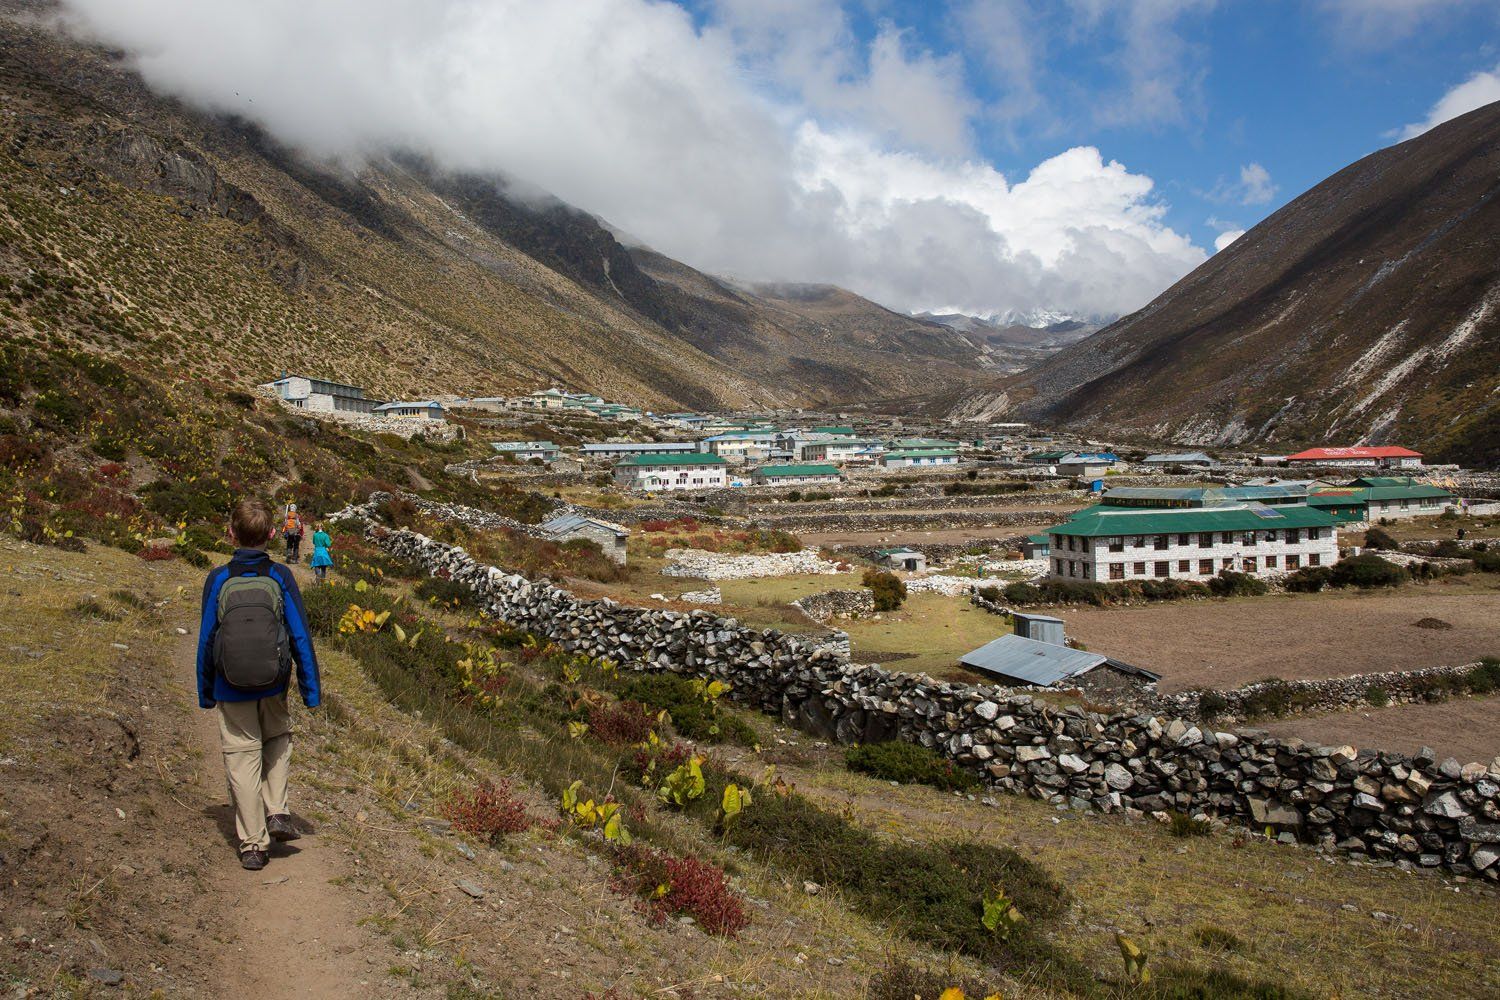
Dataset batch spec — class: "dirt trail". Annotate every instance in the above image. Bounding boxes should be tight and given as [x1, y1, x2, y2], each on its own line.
[177, 566, 382, 999]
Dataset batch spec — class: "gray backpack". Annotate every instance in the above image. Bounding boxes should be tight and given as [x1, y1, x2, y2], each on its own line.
[213, 564, 292, 692]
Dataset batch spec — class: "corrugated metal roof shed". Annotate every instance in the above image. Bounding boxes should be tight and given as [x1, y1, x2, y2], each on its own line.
[960, 634, 1107, 686]
[960, 634, 1161, 686]
[542, 513, 628, 537]
[617, 453, 727, 467]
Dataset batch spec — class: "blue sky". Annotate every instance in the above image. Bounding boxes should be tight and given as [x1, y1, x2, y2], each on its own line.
[66, 0, 1500, 320]
[685, 0, 1500, 255]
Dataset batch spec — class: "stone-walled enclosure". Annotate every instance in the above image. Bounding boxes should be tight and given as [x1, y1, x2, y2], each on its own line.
[347, 518, 1500, 880]
[793, 589, 877, 621]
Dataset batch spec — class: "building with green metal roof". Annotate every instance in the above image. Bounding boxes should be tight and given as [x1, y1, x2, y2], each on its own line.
[750, 463, 842, 485]
[1045, 503, 1340, 584]
[1307, 482, 1453, 522]
[880, 450, 959, 468]
[612, 451, 728, 492]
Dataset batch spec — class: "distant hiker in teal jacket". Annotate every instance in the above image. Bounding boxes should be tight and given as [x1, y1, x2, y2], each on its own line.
[309, 522, 334, 582]
[197, 498, 321, 871]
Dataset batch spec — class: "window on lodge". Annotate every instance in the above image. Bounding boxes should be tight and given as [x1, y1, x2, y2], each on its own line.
[1108, 537, 1124, 553]
[1154, 561, 1169, 577]
[1109, 563, 1125, 580]
[1154, 535, 1168, 550]
[1198, 533, 1212, 548]
[1133, 561, 1146, 575]
[1198, 558, 1213, 574]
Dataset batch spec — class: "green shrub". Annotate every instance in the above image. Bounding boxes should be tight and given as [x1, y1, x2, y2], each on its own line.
[1208, 571, 1268, 598]
[1466, 658, 1500, 695]
[1366, 685, 1390, 707]
[1283, 566, 1332, 592]
[1194, 924, 1244, 952]
[1195, 690, 1230, 719]
[1168, 810, 1214, 838]
[845, 741, 978, 792]
[1469, 548, 1500, 573]
[611, 673, 756, 745]
[861, 568, 907, 612]
[1362, 525, 1400, 550]
[1328, 553, 1407, 589]
[414, 575, 476, 608]
[1002, 581, 1043, 604]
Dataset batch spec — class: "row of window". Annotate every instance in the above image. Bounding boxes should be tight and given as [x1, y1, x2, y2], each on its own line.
[1055, 528, 1323, 553]
[1054, 552, 1322, 579]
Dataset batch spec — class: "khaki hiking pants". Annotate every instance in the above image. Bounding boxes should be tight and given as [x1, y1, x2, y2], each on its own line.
[217, 694, 292, 853]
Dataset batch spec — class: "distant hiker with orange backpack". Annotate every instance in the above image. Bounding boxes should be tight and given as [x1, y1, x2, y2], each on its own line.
[281, 503, 305, 563]
[197, 497, 321, 871]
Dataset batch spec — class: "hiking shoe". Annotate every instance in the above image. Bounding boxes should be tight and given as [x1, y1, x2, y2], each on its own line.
[240, 849, 269, 871]
[267, 814, 301, 842]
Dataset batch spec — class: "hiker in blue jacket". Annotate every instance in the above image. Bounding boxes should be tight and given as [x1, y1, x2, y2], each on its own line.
[196, 497, 322, 871]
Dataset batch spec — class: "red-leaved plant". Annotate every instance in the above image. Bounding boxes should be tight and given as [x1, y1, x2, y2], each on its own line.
[440, 779, 533, 843]
[612, 845, 747, 937]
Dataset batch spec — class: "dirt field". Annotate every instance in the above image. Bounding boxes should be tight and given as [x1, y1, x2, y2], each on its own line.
[1259, 697, 1500, 764]
[1060, 582, 1500, 693]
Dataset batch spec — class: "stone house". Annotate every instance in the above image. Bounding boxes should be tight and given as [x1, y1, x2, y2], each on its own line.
[540, 513, 630, 565]
[373, 400, 446, 421]
[260, 374, 381, 414]
[876, 547, 927, 572]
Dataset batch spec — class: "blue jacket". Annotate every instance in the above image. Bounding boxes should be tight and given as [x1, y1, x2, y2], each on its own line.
[196, 549, 321, 709]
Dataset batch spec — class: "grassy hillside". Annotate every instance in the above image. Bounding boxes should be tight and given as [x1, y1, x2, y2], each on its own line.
[0, 2, 997, 413]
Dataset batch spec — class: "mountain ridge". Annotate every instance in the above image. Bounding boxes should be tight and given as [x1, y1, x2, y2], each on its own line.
[995, 100, 1500, 464]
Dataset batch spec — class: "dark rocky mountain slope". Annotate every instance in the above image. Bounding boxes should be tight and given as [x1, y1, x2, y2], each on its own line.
[999, 101, 1500, 465]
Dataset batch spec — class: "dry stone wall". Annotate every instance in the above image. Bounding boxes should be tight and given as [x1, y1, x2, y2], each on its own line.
[358, 521, 1500, 880]
[793, 589, 876, 621]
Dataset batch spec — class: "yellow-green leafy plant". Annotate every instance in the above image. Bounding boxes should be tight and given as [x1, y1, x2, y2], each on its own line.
[719, 782, 751, 826]
[1116, 932, 1150, 984]
[560, 780, 632, 845]
[337, 603, 390, 634]
[981, 887, 1024, 939]
[658, 756, 706, 807]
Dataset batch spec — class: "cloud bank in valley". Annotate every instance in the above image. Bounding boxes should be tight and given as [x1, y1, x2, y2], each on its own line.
[58, 0, 1207, 319]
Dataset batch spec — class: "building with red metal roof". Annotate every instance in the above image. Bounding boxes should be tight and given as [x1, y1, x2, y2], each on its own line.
[1284, 446, 1422, 468]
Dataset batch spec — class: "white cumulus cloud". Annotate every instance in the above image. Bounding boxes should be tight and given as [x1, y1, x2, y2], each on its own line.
[1392, 64, 1500, 141]
[1236, 163, 1276, 205]
[1213, 229, 1245, 252]
[56, 0, 1206, 319]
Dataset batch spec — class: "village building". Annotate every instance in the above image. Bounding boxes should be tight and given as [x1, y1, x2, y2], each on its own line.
[1045, 503, 1340, 582]
[539, 513, 630, 565]
[1021, 534, 1051, 559]
[1025, 449, 1072, 465]
[490, 441, 561, 462]
[373, 400, 446, 421]
[1056, 453, 1116, 479]
[702, 431, 781, 463]
[514, 388, 569, 410]
[613, 453, 728, 492]
[1307, 478, 1454, 522]
[876, 547, 927, 572]
[750, 463, 842, 487]
[960, 613, 1159, 693]
[887, 438, 961, 453]
[799, 437, 884, 464]
[1285, 446, 1423, 468]
[260, 374, 382, 415]
[880, 450, 959, 469]
[1099, 485, 1310, 509]
[1141, 451, 1213, 469]
[580, 442, 700, 459]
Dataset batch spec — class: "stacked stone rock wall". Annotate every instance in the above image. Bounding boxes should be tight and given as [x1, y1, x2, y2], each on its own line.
[361, 523, 1500, 880]
[662, 548, 848, 580]
[1146, 665, 1489, 723]
[793, 589, 876, 621]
